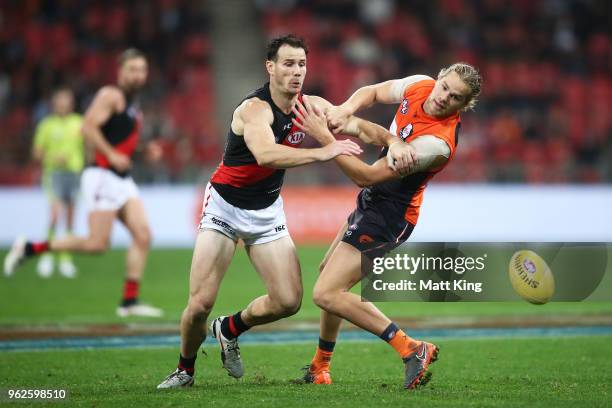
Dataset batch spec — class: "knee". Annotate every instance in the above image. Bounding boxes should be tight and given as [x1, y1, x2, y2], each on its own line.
[270, 291, 302, 317]
[186, 296, 214, 321]
[85, 238, 110, 254]
[312, 284, 335, 311]
[134, 226, 152, 249]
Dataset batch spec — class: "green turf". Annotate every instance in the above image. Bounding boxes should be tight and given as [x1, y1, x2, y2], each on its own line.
[0, 337, 611, 407]
[1, 247, 611, 325]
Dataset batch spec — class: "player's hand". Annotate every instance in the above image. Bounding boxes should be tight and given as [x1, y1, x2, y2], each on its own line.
[292, 95, 335, 144]
[145, 140, 163, 162]
[326, 105, 352, 134]
[319, 139, 363, 161]
[108, 150, 132, 172]
[387, 141, 418, 176]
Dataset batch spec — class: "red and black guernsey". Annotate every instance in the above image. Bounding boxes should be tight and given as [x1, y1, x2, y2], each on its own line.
[94, 89, 141, 177]
[210, 82, 306, 210]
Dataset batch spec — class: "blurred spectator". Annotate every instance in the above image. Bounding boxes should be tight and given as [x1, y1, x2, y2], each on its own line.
[258, 0, 612, 183]
[1, 0, 610, 184]
[0, 0, 219, 184]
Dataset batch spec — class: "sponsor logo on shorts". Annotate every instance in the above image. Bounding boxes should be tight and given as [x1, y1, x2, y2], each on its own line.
[210, 216, 236, 235]
[359, 234, 374, 244]
[275, 224, 286, 233]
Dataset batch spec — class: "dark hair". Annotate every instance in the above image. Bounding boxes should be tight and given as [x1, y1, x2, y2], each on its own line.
[118, 48, 146, 66]
[266, 34, 308, 61]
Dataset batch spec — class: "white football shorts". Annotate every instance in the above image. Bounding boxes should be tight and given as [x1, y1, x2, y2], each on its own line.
[81, 167, 139, 212]
[199, 182, 289, 246]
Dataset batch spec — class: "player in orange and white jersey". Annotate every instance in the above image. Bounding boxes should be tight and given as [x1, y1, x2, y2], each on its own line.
[293, 63, 482, 390]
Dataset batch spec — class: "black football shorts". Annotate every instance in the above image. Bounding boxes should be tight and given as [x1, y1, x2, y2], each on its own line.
[341, 189, 414, 259]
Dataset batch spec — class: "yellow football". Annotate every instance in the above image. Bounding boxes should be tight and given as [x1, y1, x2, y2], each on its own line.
[508, 250, 555, 304]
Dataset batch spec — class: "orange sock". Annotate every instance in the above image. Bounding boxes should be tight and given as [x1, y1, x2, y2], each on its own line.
[311, 346, 333, 371]
[387, 329, 421, 359]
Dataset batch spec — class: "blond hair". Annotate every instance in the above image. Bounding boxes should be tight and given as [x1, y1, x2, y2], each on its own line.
[438, 62, 482, 111]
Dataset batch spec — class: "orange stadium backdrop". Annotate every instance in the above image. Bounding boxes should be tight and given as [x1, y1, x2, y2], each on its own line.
[281, 186, 359, 244]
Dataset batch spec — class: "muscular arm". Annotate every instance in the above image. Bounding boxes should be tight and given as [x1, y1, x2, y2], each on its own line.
[241, 99, 361, 169]
[303, 95, 395, 146]
[331, 136, 450, 187]
[343, 116, 395, 146]
[294, 96, 417, 174]
[81, 86, 130, 170]
[292, 96, 449, 187]
[337, 75, 433, 115]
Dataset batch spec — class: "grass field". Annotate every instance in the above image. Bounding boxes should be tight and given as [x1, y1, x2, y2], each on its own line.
[1, 247, 611, 407]
[1, 247, 612, 325]
[1, 338, 611, 407]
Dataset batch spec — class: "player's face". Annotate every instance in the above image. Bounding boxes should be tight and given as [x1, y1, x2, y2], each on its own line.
[425, 71, 471, 117]
[268, 45, 307, 95]
[118, 57, 148, 92]
[52, 90, 74, 116]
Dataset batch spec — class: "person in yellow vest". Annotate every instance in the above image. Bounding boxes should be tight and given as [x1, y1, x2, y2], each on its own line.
[32, 87, 84, 278]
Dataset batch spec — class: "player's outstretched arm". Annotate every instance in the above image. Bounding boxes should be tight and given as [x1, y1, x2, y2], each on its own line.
[327, 75, 432, 134]
[82, 86, 131, 171]
[336, 136, 450, 187]
[293, 97, 449, 187]
[240, 99, 362, 169]
[303, 95, 417, 173]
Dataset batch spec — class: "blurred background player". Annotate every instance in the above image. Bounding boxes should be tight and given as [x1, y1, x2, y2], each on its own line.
[292, 63, 482, 389]
[32, 87, 83, 278]
[4, 49, 163, 318]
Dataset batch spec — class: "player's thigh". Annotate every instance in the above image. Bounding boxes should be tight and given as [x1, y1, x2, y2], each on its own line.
[316, 241, 363, 294]
[319, 221, 348, 273]
[87, 210, 117, 244]
[118, 197, 150, 241]
[188, 229, 237, 301]
[246, 236, 302, 296]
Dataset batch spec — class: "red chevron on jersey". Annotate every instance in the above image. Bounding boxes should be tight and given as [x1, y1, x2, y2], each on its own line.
[211, 162, 277, 188]
[94, 124, 139, 168]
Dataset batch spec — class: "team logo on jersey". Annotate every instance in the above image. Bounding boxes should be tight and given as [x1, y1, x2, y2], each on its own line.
[286, 131, 305, 145]
[400, 99, 409, 114]
[399, 124, 413, 141]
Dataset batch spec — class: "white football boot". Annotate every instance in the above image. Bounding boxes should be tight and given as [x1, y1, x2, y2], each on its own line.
[58, 258, 77, 278]
[156, 369, 194, 389]
[116, 303, 164, 318]
[4, 236, 27, 277]
[210, 316, 244, 378]
[37, 254, 54, 278]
